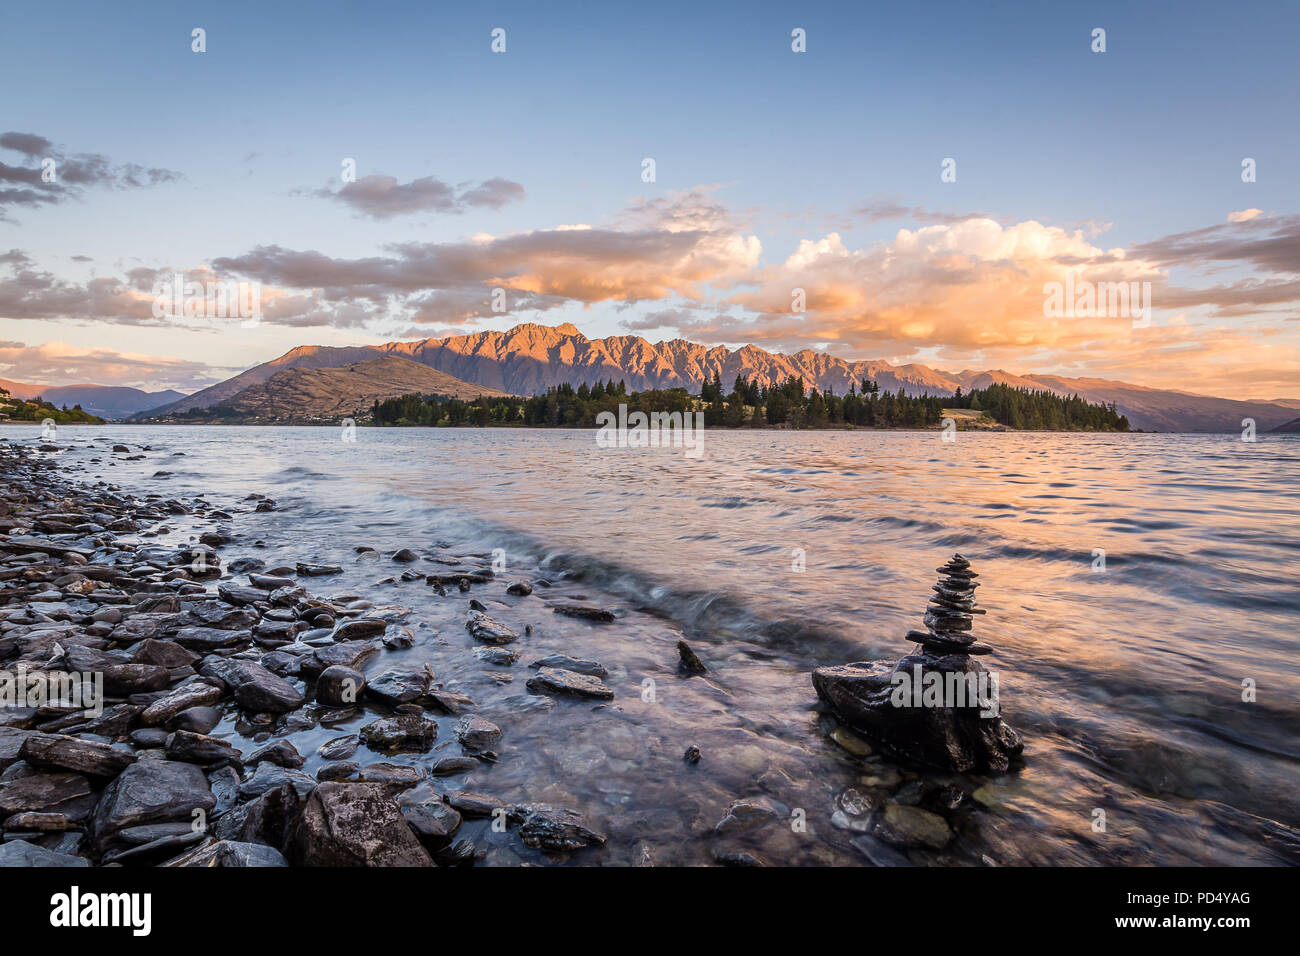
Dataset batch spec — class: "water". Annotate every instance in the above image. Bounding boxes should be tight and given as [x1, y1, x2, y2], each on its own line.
[37, 425, 1300, 865]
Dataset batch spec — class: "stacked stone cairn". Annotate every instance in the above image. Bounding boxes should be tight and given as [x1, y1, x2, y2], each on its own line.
[811, 554, 1024, 772]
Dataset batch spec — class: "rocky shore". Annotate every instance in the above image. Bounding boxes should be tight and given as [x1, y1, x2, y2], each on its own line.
[0, 440, 615, 866]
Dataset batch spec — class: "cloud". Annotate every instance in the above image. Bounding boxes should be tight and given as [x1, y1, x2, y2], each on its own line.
[315, 173, 525, 219]
[1130, 212, 1300, 276]
[853, 197, 992, 225]
[0, 341, 227, 392]
[214, 187, 762, 324]
[1227, 208, 1263, 223]
[0, 132, 180, 219]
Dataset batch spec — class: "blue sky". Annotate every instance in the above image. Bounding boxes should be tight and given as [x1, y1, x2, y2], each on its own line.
[2, 0, 1297, 397]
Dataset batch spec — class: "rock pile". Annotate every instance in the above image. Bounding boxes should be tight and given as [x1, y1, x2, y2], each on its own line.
[812, 554, 1024, 772]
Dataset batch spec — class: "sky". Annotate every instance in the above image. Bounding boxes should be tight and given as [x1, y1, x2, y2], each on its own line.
[1, 0, 1297, 400]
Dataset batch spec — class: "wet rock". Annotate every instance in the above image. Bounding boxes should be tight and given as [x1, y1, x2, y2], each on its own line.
[238, 762, 317, 802]
[165, 730, 242, 766]
[429, 756, 480, 776]
[455, 716, 503, 752]
[873, 803, 951, 850]
[831, 726, 873, 757]
[811, 554, 1023, 773]
[166, 705, 222, 735]
[466, 612, 518, 645]
[316, 665, 365, 707]
[526, 666, 614, 701]
[289, 782, 433, 866]
[332, 618, 386, 641]
[301, 640, 378, 679]
[683, 745, 702, 764]
[474, 646, 518, 666]
[248, 739, 304, 769]
[551, 604, 616, 623]
[140, 681, 225, 725]
[173, 625, 250, 651]
[400, 798, 462, 850]
[358, 714, 438, 753]
[130, 639, 199, 670]
[445, 790, 506, 819]
[185, 601, 258, 630]
[529, 654, 606, 677]
[513, 804, 606, 852]
[364, 667, 430, 707]
[391, 549, 419, 563]
[677, 640, 708, 674]
[0, 840, 89, 867]
[296, 563, 342, 577]
[163, 839, 288, 867]
[0, 771, 94, 818]
[316, 734, 359, 761]
[505, 581, 532, 596]
[88, 759, 215, 855]
[19, 733, 135, 779]
[713, 797, 781, 835]
[382, 627, 415, 649]
[201, 658, 303, 714]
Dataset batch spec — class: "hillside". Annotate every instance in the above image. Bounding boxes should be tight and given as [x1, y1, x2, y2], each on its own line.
[139, 322, 1300, 432]
[0, 379, 185, 419]
[146, 355, 510, 423]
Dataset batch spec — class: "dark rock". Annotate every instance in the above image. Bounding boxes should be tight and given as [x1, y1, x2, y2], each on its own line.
[165, 730, 242, 766]
[0, 841, 89, 867]
[162, 839, 287, 867]
[474, 646, 518, 666]
[455, 716, 503, 752]
[429, 756, 480, 776]
[316, 665, 365, 707]
[88, 760, 215, 855]
[166, 705, 222, 734]
[248, 739, 304, 769]
[400, 798, 461, 850]
[683, 745, 702, 764]
[140, 681, 225, 725]
[365, 667, 430, 707]
[358, 714, 438, 753]
[201, 658, 303, 714]
[677, 640, 708, 674]
[296, 563, 342, 577]
[465, 612, 517, 645]
[391, 549, 419, 563]
[0, 770, 94, 818]
[505, 581, 532, 596]
[526, 666, 614, 701]
[529, 654, 607, 677]
[513, 804, 606, 852]
[445, 791, 506, 819]
[20, 733, 135, 779]
[288, 783, 433, 866]
[551, 604, 615, 623]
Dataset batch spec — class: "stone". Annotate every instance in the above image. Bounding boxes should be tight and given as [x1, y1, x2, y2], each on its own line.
[358, 714, 438, 753]
[332, 618, 386, 641]
[505, 581, 532, 596]
[316, 665, 365, 707]
[514, 804, 606, 852]
[445, 791, 506, 819]
[201, 658, 303, 714]
[874, 803, 951, 850]
[400, 799, 461, 850]
[429, 756, 479, 776]
[364, 667, 430, 707]
[296, 563, 342, 576]
[714, 797, 781, 835]
[455, 716, 503, 752]
[529, 654, 606, 677]
[248, 739, 304, 769]
[88, 759, 215, 854]
[0, 771, 94, 818]
[19, 733, 135, 779]
[551, 604, 615, 623]
[163, 839, 288, 867]
[289, 783, 433, 866]
[526, 666, 614, 701]
[0, 841, 89, 867]
[677, 640, 707, 674]
[165, 730, 242, 766]
[466, 612, 517, 645]
[474, 646, 518, 666]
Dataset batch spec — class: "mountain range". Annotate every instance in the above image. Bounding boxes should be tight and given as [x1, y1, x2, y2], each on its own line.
[0, 379, 186, 420]
[137, 322, 1300, 432]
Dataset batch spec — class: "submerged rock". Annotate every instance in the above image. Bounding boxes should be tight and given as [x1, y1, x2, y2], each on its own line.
[466, 612, 518, 645]
[526, 666, 615, 701]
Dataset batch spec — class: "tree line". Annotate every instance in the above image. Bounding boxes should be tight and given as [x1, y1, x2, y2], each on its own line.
[370, 375, 1129, 431]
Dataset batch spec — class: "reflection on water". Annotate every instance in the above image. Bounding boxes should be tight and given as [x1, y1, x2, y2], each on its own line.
[48, 426, 1300, 865]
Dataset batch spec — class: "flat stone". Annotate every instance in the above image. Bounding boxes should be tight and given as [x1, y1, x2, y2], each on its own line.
[551, 604, 615, 623]
[529, 654, 606, 677]
[0, 841, 89, 867]
[455, 716, 503, 752]
[19, 733, 136, 779]
[526, 667, 614, 701]
[466, 612, 517, 645]
[87, 759, 215, 854]
[874, 803, 952, 849]
[358, 714, 438, 753]
[139, 681, 225, 726]
[200, 658, 303, 713]
[364, 667, 430, 707]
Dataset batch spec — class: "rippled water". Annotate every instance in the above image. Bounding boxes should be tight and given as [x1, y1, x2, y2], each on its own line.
[36, 425, 1300, 865]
